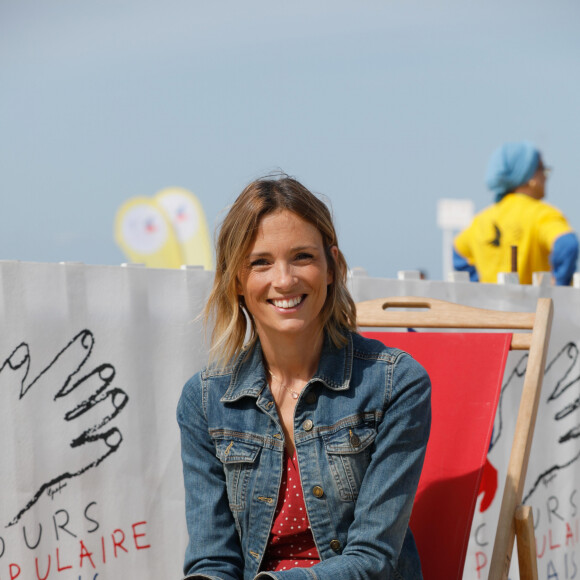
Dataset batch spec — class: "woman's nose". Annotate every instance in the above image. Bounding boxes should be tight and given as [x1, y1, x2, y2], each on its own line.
[272, 262, 295, 289]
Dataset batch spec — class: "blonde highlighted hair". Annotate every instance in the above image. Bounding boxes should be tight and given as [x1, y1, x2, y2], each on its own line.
[205, 174, 357, 367]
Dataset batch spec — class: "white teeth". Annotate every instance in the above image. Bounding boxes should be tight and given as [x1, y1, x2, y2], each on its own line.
[273, 296, 303, 309]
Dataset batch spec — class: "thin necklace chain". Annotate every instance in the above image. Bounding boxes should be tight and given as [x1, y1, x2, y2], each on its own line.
[268, 369, 300, 400]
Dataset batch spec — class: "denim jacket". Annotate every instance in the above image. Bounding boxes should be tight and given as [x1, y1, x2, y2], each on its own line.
[177, 331, 431, 580]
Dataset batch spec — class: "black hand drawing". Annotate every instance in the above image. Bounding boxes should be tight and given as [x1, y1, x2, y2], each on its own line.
[490, 342, 580, 503]
[523, 342, 580, 502]
[0, 329, 129, 527]
[490, 353, 528, 451]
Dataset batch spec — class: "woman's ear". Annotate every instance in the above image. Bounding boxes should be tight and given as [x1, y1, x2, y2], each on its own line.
[327, 246, 339, 285]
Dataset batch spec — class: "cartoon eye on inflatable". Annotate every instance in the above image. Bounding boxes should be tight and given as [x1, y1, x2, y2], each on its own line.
[114, 197, 184, 269]
[155, 188, 200, 242]
[155, 187, 213, 271]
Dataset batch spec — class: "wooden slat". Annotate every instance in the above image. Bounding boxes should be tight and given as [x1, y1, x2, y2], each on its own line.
[511, 334, 533, 350]
[356, 297, 536, 330]
[488, 297, 553, 580]
[514, 505, 539, 580]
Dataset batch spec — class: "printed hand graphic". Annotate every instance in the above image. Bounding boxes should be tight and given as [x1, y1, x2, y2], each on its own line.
[0, 329, 129, 527]
[522, 341, 580, 503]
[489, 342, 580, 504]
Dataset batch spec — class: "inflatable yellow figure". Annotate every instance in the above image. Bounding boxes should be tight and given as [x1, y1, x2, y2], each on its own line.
[154, 187, 214, 271]
[114, 197, 184, 269]
[114, 188, 214, 270]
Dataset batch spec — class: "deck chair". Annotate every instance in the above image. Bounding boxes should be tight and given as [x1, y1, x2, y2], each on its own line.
[356, 296, 553, 580]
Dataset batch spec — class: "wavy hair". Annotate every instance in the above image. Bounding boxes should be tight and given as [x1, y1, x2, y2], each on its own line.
[204, 174, 357, 367]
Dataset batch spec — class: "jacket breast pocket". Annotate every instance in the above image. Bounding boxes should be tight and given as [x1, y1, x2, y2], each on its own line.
[323, 424, 376, 501]
[215, 437, 261, 512]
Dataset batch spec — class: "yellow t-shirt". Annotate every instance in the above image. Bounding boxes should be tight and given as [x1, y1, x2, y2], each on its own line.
[454, 194, 573, 284]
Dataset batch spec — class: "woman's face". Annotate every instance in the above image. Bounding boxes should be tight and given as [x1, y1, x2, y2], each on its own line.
[529, 156, 548, 200]
[237, 210, 336, 344]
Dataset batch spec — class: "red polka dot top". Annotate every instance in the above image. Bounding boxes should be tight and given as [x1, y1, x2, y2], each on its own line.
[261, 450, 321, 572]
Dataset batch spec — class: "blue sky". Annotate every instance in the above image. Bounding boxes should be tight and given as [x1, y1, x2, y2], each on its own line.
[2, 0, 579, 278]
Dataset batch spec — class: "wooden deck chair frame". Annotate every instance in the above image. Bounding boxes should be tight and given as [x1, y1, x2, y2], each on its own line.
[356, 296, 554, 580]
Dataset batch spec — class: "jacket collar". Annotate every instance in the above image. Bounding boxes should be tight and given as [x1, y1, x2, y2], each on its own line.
[220, 332, 354, 403]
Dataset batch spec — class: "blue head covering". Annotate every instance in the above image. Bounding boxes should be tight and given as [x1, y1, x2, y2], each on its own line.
[485, 141, 540, 203]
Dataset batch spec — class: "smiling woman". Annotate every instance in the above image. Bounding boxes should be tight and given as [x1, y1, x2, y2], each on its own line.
[176, 174, 432, 580]
[237, 211, 337, 366]
[205, 176, 355, 369]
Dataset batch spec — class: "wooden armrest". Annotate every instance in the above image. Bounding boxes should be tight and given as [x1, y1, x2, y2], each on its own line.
[515, 505, 539, 580]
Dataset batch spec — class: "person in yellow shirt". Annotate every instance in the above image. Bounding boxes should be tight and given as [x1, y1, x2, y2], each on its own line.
[453, 141, 578, 285]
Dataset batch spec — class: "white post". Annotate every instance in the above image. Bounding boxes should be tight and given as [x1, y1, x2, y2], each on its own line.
[442, 229, 453, 282]
[437, 199, 475, 281]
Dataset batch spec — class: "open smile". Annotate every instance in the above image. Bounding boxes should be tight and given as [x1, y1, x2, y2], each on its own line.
[269, 295, 305, 309]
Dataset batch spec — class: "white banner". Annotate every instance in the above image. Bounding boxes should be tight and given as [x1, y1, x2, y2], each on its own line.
[1, 263, 579, 579]
[0, 262, 213, 580]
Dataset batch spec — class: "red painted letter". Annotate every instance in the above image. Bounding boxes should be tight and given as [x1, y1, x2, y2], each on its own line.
[112, 529, 128, 558]
[56, 547, 73, 571]
[35, 555, 51, 580]
[566, 522, 575, 547]
[79, 540, 96, 569]
[132, 521, 151, 551]
[9, 563, 21, 580]
[537, 534, 546, 558]
[549, 529, 561, 550]
[475, 552, 487, 579]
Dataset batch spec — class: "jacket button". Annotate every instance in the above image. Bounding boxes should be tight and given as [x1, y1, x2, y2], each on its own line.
[312, 486, 324, 498]
[330, 539, 341, 552]
[303, 419, 314, 431]
[350, 432, 361, 447]
[305, 392, 317, 405]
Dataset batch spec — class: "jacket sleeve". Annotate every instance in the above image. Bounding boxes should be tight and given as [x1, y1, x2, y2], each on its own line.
[177, 374, 244, 580]
[254, 353, 432, 580]
[536, 204, 576, 285]
[550, 231, 579, 286]
[453, 246, 479, 281]
[453, 226, 479, 281]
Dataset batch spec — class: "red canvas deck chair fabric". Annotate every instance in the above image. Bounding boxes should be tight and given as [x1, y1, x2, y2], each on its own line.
[356, 297, 553, 580]
[362, 330, 509, 579]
